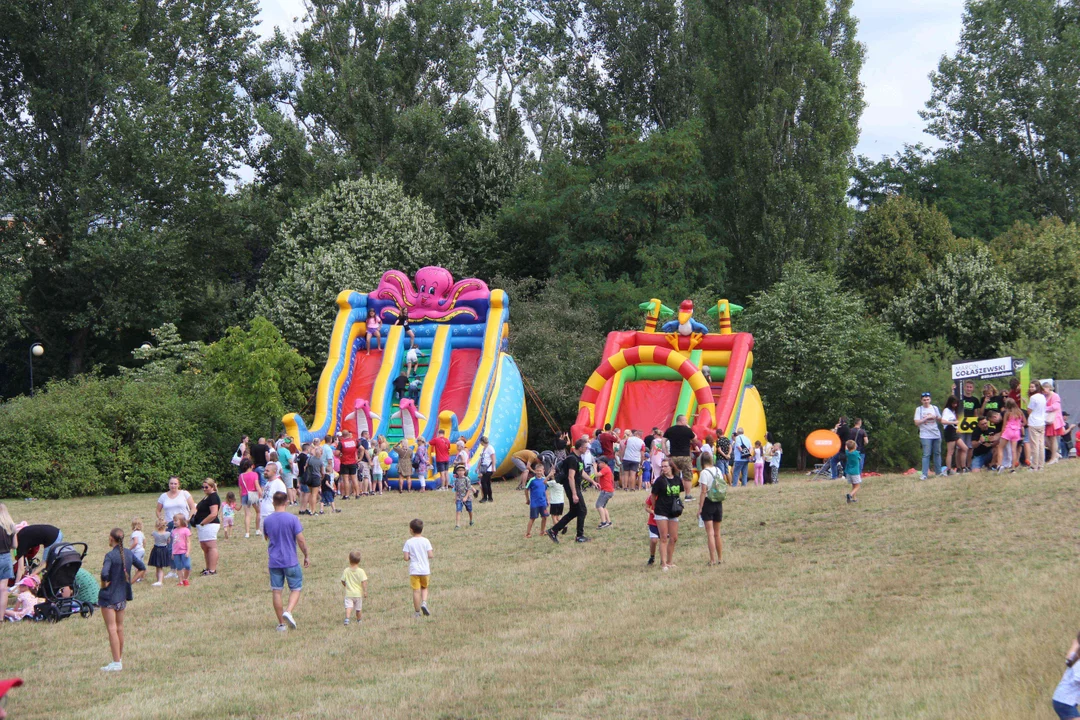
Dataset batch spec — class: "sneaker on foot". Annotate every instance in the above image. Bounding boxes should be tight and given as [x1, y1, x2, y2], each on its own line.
[469, 521, 474, 527]
[245, 533, 250, 538]
[276, 624, 287, 633]
[647, 556, 655, 566]
[846, 493, 852, 503]
[151, 581, 162, 587]
[455, 525, 460, 530]
[575, 536, 590, 543]
[684, 494, 694, 500]
[918, 474, 927, 481]
[344, 619, 350, 626]
[421, 603, 430, 616]
[414, 611, 422, 619]
[100, 661, 122, 672]
[282, 611, 297, 629]
[547, 529, 559, 544]
[255, 530, 262, 536]
[165, 571, 177, 579]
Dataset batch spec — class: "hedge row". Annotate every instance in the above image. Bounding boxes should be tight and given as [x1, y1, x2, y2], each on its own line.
[0, 375, 253, 499]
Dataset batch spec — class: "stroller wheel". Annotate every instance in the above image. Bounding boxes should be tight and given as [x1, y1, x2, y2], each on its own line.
[80, 604, 94, 619]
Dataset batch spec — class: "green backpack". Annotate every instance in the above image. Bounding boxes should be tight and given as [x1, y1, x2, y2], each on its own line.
[703, 467, 726, 503]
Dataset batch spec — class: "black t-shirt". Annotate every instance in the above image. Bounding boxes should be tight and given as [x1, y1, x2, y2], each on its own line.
[971, 425, 998, 457]
[395, 314, 411, 331]
[393, 375, 408, 391]
[191, 492, 221, 526]
[850, 427, 867, 451]
[321, 473, 335, 492]
[558, 453, 583, 492]
[663, 425, 696, 457]
[296, 452, 308, 478]
[0, 528, 12, 554]
[835, 423, 851, 445]
[15, 524, 60, 555]
[251, 443, 269, 468]
[962, 395, 979, 416]
[651, 473, 684, 517]
[981, 395, 1004, 415]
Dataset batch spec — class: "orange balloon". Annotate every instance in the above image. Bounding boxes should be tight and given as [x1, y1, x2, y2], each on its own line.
[805, 429, 841, 460]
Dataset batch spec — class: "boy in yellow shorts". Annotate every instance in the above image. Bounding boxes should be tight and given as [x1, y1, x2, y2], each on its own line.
[402, 518, 433, 618]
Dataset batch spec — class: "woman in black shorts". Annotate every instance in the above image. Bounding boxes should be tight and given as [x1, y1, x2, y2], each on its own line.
[650, 459, 684, 571]
[695, 453, 724, 566]
[941, 395, 967, 474]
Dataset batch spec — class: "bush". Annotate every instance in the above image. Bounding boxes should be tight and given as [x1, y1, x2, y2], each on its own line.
[0, 375, 254, 499]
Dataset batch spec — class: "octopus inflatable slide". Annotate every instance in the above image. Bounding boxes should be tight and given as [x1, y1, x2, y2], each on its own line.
[571, 297, 767, 448]
[283, 267, 527, 489]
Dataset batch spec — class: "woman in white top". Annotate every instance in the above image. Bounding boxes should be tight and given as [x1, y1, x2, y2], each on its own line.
[156, 476, 195, 577]
[1027, 382, 1047, 471]
[941, 395, 967, 474]
[477, 436, 496, 503]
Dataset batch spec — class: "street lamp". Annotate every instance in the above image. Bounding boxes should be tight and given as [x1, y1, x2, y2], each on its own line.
[28, 343, 43, 397]
[140, 343, 152, 351]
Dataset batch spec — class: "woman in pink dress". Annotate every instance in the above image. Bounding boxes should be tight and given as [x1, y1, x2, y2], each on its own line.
[1044, 380, 1066, 464]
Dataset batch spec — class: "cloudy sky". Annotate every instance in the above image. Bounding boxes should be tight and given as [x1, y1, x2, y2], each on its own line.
[253, 0, 968, 164]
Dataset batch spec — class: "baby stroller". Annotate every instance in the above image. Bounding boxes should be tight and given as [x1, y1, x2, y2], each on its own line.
[33, 542, 93, 622]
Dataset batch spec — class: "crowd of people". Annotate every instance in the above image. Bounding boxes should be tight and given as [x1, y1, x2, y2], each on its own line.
[913, 379, 1074, 479]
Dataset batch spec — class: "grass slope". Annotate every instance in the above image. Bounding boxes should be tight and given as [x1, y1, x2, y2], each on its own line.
[2, 466, 1078, 719]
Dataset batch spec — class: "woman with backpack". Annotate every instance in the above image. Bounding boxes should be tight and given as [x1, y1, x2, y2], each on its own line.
[696, 453, 725, 566]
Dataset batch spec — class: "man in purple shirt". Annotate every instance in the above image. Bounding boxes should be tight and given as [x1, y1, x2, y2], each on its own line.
[263, 492, 309, 632]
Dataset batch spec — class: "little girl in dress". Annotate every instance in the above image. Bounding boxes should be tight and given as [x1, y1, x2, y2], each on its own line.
[1000, 398, 1024, 472]
[753, 441, 766, 486]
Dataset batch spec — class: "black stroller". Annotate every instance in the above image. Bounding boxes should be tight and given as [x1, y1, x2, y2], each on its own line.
[33, 542, 93, 622]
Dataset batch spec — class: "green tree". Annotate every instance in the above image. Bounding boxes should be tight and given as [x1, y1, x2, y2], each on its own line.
[119, 324, 207, 381]
[203, 318, 312, 435]
[884, 248, 1054, 358]
[741, 262, 904, 469]
[991, 218, 1080, 327]
[695, 0, 865, 291]
[0, 0, 258, 387]
[500, 276, 604, 447]
[842, 195, 961, 313]
[922, 0, 1080, 223]
[253, 177, 463, 358]
[849, 145, 1037, 241]
[482, 123, 725, 329]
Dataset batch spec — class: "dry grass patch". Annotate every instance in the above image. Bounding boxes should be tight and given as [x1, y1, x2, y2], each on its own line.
[2, 465, 1079, 719]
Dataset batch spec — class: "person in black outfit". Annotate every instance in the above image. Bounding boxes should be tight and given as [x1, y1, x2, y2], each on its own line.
[547, 439, 590, 543]
[393, 371, 409, 402]
[251, 437, 270, 486]
[14, 524, 62, 581]
[663, 415, 697, 499]
[191, 480, 221, 576]
[651, 459, 684, 570]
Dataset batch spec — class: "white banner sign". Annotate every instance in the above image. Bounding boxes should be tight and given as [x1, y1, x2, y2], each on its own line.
[951, 356, 1014, 380]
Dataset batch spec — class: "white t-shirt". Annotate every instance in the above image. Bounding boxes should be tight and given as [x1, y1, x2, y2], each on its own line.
[403, 536, 433, 576]
[914, 405, 942, 439]
[1054, 664, 1080, 706]
[260, 479, 288, 519]
[941, 408, 956, 426]
[131, 530, 145, 552]
[479, 445, 496, 472]
[698, 466, 722, 494]
[158, 491, 193, 523]
[622, 436, 646, 463]
[455, 449, 470, 467]
[1027, 392, 1047, 428]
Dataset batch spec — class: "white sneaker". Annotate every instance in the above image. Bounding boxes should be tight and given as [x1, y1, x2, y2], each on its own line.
[245, 533, 250, 538]
[151, 581, 162, 587]
[164, 571, 177, 579]
[255, 530, 262, 536]
[282, 610, 296, 629]
[100, 661, 122, 672]
[276, 624, 287, 633]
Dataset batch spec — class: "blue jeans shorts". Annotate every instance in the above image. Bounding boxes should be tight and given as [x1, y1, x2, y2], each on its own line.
[456, 499, 473, 512]
[321, 489, 335, 505]
[1054, 700, 1080, 719]
[0, 552, 13, 581]
[171, 554, 191, 571]
[270, 564, 303, 592]
[529, 505, 549, 520]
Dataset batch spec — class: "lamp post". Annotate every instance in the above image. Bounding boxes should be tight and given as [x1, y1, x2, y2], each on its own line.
[140, 343, 151, 351]
[28, 343, 43, 397]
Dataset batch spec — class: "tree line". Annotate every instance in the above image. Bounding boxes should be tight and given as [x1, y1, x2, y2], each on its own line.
[1, 0, 1079, 484]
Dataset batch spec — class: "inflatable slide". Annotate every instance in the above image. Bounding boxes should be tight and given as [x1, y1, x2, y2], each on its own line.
[283, 267, 527, 489]
[570, 298, 767, 447]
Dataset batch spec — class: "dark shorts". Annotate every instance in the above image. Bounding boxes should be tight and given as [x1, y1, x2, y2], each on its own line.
[321, 489, 335, 505]
[512, 457, 528, 474]
[701, 499, 723, 523]
[436, 461, 450, 473]
[943, 426, 958, 442]
[622, 461, 640, 473]
[549, 502, 564, 515]
[529, 505, 549, 520]
[341, 463, 358, 475]
[1054, 700, 1080, 719]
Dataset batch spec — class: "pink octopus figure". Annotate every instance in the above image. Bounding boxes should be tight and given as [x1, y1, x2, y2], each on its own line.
[374, 267, 489, 322]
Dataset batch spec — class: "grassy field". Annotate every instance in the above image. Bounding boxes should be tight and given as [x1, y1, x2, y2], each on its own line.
[1, 464, 1078, 719]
